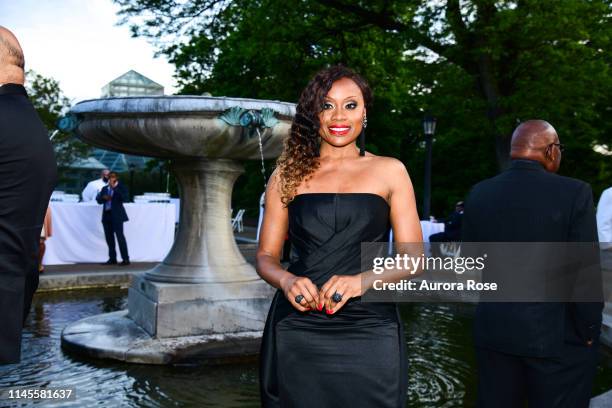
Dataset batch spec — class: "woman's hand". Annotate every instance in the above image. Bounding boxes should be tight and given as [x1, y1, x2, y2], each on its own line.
[319, 274, 363, 314]
[280, 273, 320, 312]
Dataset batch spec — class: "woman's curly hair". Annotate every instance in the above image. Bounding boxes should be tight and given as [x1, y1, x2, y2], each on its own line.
[275, 65, 372, 206]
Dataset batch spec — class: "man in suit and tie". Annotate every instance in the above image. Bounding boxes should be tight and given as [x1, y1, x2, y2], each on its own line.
[0, 26, 57, 364]
[463, 120, 603, 407]
[96, 171, 130, 265]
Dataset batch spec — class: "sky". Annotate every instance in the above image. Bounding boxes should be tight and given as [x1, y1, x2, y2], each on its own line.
[1, 0, 178, 103]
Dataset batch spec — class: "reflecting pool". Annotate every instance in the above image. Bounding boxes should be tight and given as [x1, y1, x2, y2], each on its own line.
[1, 288, 610, 407]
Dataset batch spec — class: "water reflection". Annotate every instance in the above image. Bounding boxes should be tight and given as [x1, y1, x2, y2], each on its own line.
[402, 304, 478, 407]
[0, 289, 609, 407]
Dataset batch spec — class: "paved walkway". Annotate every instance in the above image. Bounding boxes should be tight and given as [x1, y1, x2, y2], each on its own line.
[40, 243, 259, 291]
[39, 225, 260, 291]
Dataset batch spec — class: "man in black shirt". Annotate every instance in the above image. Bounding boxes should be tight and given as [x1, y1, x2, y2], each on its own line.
[0, 26, 57, 364]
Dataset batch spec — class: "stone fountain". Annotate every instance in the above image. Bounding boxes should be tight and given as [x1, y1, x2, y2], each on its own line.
[60, 96, 294, 364]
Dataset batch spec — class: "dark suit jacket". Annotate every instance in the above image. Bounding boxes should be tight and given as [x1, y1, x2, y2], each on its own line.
[463, 159, 603, 358]
[0, 84, 57, 364]
[96, 183, 129, 224]
[444, 210, 463, 241]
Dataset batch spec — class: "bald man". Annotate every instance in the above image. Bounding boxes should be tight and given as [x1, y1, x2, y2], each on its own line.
[0, 26, 57, 364]
[463, 120, 603, 407]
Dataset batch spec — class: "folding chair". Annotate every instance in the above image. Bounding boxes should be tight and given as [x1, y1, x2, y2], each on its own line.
[231, 209, 245, 233]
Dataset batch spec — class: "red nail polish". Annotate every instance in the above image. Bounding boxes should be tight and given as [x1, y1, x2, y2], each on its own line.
[317, 303, 323, 311]
[326, 309, 332, 314]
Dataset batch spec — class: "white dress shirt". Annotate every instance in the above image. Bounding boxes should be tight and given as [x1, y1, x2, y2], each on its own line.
[81, 178, 108, 202]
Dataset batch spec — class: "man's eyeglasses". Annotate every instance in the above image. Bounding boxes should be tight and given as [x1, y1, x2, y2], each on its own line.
[550, 143, 565, 152]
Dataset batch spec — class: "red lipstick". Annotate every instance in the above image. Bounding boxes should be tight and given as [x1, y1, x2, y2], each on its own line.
[328, 124, 351, 136]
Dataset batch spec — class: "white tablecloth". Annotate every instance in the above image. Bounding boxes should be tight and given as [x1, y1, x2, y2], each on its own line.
[383, 221, 444, 256]
[420, 221, 445, 242]
[387, 221, 445, 244]
[170, 198, 181, 223]
[597, 187, 612, 250]
[44, 202, 176, 265]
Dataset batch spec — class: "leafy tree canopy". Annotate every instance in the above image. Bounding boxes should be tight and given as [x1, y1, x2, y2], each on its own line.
[25, 70, 92, 172]
[114, 0, 611, 216]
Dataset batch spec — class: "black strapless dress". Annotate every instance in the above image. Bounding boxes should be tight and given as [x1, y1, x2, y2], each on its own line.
[259, 193, 408, 407]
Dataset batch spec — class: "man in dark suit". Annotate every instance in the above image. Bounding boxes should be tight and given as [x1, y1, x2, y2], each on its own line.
[463, 120, 603, 407]
[0, 26, 57, 364]
[96, 171, 130, 265]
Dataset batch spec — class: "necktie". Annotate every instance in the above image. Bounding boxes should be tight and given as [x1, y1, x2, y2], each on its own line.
[104, 188, 113, 211]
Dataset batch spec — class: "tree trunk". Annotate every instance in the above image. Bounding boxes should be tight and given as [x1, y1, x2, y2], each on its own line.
[495, 133, 512, 171]
[476, 53, 511, 172]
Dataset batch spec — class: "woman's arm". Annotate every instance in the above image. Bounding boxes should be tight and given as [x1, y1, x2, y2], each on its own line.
[389, 158, 422, 241]
[361, 158, 423, 289]
[45, 207, 52, 238]
[255, 168, 320, 311]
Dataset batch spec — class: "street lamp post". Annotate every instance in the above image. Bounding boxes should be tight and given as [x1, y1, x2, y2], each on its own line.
[422, 115, 437, 220]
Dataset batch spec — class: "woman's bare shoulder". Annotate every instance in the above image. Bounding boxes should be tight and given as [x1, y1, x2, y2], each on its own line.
[360, 155, 410, 197]
[264, 167, 284, 202]
[367, 155, 408, 175]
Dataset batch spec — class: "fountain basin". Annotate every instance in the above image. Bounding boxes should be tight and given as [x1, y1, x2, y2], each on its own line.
[69, 96, 295, 159]
[62, 311, 263, 364]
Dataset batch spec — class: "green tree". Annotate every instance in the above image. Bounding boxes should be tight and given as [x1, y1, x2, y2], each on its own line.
[114, 0, 611, 216]
[25, 70, 92, 173]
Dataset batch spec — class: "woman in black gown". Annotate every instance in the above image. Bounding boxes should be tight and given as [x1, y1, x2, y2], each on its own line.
[256, 65, 422, 407]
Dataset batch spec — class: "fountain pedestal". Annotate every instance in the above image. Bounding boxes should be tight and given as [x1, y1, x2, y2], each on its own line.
[128, 277, 274, 338]
[145, 159, 257, 284]
[127, 158, 275, 338]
